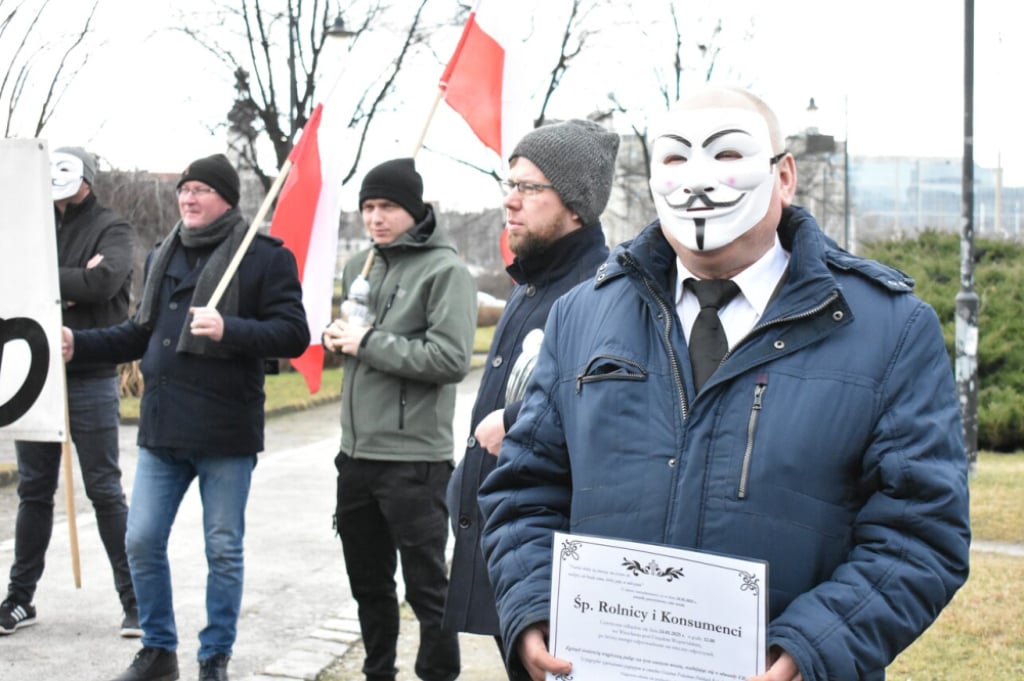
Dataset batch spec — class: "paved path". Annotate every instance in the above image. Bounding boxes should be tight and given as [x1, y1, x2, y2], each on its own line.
[0, 369, 484, 681]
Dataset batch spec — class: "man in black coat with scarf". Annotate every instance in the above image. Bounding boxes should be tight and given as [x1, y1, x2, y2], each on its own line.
[63, 154, 309, 681]
[443, 119, 620, 666]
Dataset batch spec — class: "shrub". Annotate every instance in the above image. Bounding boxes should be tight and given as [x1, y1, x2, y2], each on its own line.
[862, 231, 1024, 450]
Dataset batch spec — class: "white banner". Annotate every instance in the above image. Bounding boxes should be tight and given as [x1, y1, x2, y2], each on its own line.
[0, 139, 66, 442]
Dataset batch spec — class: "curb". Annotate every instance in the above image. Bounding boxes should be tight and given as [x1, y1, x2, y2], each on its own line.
[241, 605, 363, 681]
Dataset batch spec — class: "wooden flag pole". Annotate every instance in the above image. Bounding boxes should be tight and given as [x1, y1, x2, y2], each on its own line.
[412, 89, 445, 159]
[60, 372, 81, 588]
[205, 159, 294, 310]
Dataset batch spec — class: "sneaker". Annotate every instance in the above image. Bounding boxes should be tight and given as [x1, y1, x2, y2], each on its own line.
[109, 647, 179, 681]
[0, 599, 37, 635]
[120, 606, 143, 638]
[198, 653, 230, 681]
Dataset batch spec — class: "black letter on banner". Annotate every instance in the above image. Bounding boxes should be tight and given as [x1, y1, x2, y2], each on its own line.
[0, 317, 51, 427]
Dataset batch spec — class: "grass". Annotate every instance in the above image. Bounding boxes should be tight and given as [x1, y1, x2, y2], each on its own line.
[474, 324, 495, 354]
[966, 452, 1024, 543]
[885, 451, 1024, 678]
[888, 552, 1023, 679]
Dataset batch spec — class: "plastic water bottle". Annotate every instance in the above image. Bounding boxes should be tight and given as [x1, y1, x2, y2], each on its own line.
[341, 274, 371, 326]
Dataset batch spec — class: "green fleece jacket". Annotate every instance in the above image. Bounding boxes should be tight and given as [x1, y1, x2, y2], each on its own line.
[338, 208, 477, 462]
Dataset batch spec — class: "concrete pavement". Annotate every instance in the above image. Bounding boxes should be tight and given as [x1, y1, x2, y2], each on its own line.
[0, 368, 488, 681]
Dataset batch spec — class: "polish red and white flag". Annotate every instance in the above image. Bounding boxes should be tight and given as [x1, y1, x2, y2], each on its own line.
[269, 102, 345, 393]
[440, 0, 530, 265]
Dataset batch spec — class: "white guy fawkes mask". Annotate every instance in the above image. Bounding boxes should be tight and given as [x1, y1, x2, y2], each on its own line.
[51, 151, 85, 201]
[649, 107, 780, 252]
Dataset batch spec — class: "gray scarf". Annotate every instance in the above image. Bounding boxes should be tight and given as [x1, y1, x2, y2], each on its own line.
[134, 208, 247, 358]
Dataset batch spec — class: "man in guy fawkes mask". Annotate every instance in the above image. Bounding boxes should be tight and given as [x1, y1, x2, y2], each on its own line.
[648, 104, 787, 254]
[2, 147, 140, 640]
[478, 86, 970, 681]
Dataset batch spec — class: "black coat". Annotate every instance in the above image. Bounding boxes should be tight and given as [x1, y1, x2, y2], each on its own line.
[443, 223, 610, 635]
[56, 193, 136, 378]
[73, 229, 309, 455]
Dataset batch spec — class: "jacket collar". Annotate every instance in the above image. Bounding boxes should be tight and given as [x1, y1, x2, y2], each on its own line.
[55, 191, 97, 225]
[606, 205, 841, 317]
[506, 222, 607, 285]
[378, 205, 454, 254]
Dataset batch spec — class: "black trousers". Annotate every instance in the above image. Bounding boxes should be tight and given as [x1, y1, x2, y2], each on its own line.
[8, 375, 134, 610]
[335, 453, 460, 681]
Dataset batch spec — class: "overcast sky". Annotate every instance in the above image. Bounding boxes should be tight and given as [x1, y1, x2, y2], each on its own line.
[20, 0, 1024, 210]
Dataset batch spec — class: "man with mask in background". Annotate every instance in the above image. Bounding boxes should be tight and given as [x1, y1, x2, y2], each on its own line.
[2, 146, 139, 638]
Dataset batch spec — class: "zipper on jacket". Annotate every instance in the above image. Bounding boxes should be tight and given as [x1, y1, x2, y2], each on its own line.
[376, 284, 401, 325]
[620, 252, 689, 421]
[738, 377, 768, 499]
[399, 380, 407, 430]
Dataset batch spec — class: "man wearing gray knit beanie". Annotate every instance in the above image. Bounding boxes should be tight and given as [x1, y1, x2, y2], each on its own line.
[444, 118, 620, 659]
[509, 118, 619, 228]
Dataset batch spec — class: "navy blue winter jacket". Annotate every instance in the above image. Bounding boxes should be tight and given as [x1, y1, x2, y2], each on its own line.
[444, 223, 609, 635]
[479, 206, 970, 680]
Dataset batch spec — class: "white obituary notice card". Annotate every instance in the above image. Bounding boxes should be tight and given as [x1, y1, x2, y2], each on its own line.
[548, 532, 767, 680]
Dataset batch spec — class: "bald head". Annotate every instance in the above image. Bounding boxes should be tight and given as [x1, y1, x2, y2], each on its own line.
[673, 85, 785, 154]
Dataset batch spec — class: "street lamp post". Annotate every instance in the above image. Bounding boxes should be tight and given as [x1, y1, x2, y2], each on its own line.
[843, 96, 851, 251]
[957, 0, 979, 474]
[805, 97, 837, 241]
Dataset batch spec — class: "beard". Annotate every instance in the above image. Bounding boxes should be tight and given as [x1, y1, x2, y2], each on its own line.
[508, 213, 568, 263]
[508, 230, 549, 262]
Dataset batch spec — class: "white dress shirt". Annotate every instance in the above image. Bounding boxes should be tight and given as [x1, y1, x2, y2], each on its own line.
[675, 235, 791, 349]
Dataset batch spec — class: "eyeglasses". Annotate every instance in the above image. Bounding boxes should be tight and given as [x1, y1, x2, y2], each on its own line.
[176, 186, 218, 198]
[502, 179, 555, 195]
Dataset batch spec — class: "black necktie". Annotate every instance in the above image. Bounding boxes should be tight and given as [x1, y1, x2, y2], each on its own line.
[685, 278, 741, 391]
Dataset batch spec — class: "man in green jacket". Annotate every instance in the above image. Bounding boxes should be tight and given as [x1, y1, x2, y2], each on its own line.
[323, 157, 476, 681]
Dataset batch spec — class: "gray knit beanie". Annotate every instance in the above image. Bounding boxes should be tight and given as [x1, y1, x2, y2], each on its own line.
[509, 119, 620, 226]
[54, 146, 97, 186]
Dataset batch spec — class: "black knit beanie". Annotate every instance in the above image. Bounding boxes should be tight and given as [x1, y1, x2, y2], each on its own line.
[509, 119, 620, 226]
[177, 153, 240, 207]
[359, 158, 426, 222]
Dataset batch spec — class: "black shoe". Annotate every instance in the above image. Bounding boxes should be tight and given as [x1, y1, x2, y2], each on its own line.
[198, 653, 229, 681]
[120, 606, 143, 638]
[110, 647, 179, 681]
[0, 599, 36, 635]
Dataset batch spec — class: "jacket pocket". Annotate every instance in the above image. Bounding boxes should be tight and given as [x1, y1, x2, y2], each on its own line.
[575, 355, 647, 394]
[738, 376, 768, 500]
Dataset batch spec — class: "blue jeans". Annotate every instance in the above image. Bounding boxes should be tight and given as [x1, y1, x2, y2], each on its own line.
[8, 375, 133, 609]
[127, 447, 255, 661]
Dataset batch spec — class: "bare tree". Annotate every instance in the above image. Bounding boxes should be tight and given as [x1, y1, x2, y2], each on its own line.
[532, 0, 597, 129]
[0, 0, 99, 137]
[177, 0, 443, 191]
